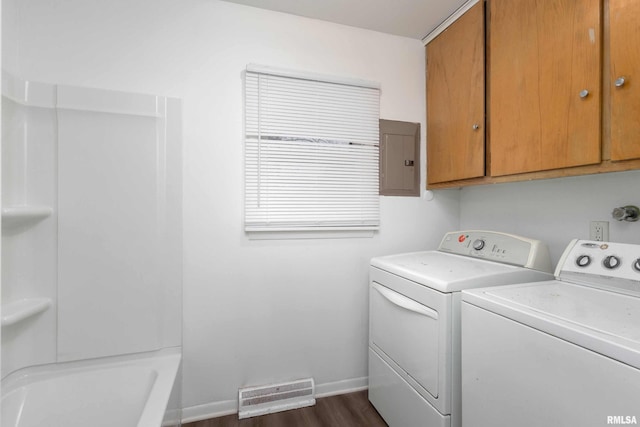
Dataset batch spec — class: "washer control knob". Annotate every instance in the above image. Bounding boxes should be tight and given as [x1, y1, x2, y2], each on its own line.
[633, 258, 640, 273]
[603, 255, 621, 269]
[473, 239, 485, 251]
[576, 255, 591, 267]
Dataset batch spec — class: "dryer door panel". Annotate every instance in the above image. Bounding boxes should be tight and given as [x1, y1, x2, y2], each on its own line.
[370, 281, 447, 404]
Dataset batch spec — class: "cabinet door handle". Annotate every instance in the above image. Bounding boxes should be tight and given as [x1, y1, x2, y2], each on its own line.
[472, 124, 480, 130]
[579, 89, 590, 98]
[615, 77, 626, 87]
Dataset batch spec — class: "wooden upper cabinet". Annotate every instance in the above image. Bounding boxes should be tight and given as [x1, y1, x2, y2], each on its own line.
[610, 0, 640, 161]
[488, 0, 602, 177]
[426, 2, 485, 185]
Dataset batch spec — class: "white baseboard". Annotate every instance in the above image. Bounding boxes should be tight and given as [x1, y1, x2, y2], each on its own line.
[181, 399, 237, 424]
[315, 376, 368, 398]
[181, 376, 368, 424]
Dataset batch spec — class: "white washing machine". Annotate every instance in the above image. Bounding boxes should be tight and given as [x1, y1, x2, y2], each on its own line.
[368, 230, 553, 427]
[462, 239, 640, 427]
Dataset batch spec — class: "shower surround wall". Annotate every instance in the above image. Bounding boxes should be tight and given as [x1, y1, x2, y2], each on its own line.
[1, 76, 57, 376]
[1, 72, 183, 386]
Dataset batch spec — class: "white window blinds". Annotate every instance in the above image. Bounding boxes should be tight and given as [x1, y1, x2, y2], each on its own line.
[244, 65, 380, 232]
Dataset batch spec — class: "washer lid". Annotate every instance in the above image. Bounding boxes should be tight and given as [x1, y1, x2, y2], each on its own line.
[463, 281, 640, 369]
[371, 251, 552, 293]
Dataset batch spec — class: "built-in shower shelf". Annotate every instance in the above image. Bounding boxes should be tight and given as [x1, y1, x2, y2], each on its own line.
[1, 298, 53, 327]
[2, 205, 53, 227]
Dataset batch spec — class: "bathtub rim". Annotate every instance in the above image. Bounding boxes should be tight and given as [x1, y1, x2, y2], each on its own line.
[1, 347, 182, 427]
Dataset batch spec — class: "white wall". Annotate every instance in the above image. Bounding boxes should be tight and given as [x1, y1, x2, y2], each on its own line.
[459, 170, 640, 263]
[0, 0, 3, 379]
[2, 0, 460, 419]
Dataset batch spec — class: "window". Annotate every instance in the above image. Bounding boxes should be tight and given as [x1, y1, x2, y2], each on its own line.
[244, 65, 380, 232]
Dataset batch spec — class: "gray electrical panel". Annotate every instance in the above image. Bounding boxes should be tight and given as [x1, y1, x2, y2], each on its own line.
[379, 119, 420, 196]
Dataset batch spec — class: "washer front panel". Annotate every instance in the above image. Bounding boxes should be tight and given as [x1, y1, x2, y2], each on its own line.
[462, 303, 640, 427]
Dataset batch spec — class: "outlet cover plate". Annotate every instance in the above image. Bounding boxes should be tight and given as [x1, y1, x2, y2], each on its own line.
[590, 221, 609, 241]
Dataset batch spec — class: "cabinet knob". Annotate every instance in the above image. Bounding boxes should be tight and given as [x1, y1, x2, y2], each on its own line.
[615, 77, 626, 87]
[472, 124, 480, 130]
[579, 89, 590, 98]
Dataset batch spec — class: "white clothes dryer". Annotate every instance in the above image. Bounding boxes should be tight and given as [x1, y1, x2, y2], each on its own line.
[368, 230, 553, 427]
[462, 239, 640, 427]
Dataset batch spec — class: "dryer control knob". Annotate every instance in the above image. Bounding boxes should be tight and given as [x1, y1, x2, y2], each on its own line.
[576, 255, 591, 267]
[473, 239, 485, 251]
[603, 255, 621, 269]
[632, 258, 640, 273]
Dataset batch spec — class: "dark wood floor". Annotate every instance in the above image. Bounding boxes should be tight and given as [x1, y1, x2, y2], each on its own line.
[183, 390, 388, 427]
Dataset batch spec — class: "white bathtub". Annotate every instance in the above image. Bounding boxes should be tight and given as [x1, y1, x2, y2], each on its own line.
[1, 348, 181, 427]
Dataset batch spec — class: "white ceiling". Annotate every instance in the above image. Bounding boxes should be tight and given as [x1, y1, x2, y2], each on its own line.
[220, 0, 469, 40]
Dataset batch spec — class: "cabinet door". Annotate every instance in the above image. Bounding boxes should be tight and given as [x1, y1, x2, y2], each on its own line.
[427, 2, 485, 185]
[489, 0, 601, 176]
[610, 0, 640, 161]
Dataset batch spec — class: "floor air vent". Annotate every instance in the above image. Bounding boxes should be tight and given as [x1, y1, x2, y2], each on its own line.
[238, 378, 316, 419]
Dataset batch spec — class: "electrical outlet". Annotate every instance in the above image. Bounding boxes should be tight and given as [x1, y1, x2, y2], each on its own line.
[590, 221, 609, 241]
